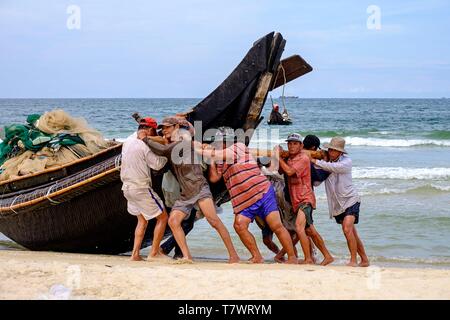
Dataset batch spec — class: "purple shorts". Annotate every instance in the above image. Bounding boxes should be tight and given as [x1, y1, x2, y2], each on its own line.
[238, 185, 278, 222]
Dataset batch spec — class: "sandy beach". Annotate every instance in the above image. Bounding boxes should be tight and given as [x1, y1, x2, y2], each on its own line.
[1, 251, 449, 300]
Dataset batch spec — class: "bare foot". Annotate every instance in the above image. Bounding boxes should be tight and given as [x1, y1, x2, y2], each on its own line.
[248, 256, 265, 264]
[130, 255, 144, 261]
[359, 260, 370, 267]
[274, 255, 286, 264]
[298, 258, 314, 265]
[346, 261, 358, 267]
[228, 256, 240, 264]
[286, 257, 298, 264]
[147, 253, 172, 262]
[320, 256, 335, 266]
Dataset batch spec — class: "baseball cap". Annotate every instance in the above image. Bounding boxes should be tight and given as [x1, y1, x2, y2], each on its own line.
[139, 117, 158, 129]
[285, 133, 303, 143]
[157, 116, 180, 129]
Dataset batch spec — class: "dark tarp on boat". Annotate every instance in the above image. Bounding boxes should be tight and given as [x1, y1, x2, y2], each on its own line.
[187, 32, 285, 131]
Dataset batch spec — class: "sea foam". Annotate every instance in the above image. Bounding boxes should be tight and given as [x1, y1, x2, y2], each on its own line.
[344, 137, 450, 147]
[353, 167, 450, 180]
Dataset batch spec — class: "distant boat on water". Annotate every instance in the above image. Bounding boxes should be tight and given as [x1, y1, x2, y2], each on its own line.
[279, 95, 298, 99]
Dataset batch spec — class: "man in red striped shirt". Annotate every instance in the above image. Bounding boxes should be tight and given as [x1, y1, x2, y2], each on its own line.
[199, 127, 297, 264]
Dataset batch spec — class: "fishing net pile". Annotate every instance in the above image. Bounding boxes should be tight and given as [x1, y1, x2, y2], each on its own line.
[0, 109, 110, 182]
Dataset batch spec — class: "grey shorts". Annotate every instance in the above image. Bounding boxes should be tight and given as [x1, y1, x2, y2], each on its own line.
[172, 184, 213, 219]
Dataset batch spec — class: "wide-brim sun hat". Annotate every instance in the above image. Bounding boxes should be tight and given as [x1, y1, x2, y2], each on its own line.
[323, 136, 347, 153]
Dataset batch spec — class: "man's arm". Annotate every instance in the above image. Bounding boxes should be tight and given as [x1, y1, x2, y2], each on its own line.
[195, 143, 235, 162]
[144, 148, 168, 171]
[142, 137, 176, 157]
[208, 161, 223, 183]
[273, 146, 296, 177]
[249, 148, 290, 159]
[278, 157, 297, 177]
[311, 157, 352, 174]
[146, 135, 169, 145]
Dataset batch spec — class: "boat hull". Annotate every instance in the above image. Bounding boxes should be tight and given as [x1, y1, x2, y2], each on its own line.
[0, 171, 140, 254]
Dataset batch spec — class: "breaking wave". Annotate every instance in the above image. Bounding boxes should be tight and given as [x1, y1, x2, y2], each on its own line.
[358, 184, 450, 196]
[353, 167, 450, 180]
[343, 137, 450, 147]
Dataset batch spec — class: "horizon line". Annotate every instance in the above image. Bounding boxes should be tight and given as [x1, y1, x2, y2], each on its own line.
[0, 97, 448, 100]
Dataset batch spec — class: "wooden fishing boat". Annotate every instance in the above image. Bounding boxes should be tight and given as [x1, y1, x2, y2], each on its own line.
[0, 32, 312, 254]
[267, 119, 293, 125]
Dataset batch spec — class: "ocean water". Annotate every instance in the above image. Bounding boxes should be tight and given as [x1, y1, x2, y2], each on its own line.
[1, 98, 449, 269]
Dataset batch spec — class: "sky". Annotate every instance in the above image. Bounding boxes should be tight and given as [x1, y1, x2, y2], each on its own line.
[0, 0, 449, 98]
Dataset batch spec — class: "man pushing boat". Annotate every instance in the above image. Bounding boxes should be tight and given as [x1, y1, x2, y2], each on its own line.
[197, 127, 297, 264]
[276, 133, 334, 265]
[309, 137, 370, 267]
[120, 117, 169, 261]
[141, 117, 240, 264]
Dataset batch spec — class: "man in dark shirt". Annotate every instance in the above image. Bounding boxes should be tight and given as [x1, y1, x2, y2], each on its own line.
[303, 135, 330, 184]
[269, 104, 284, 124]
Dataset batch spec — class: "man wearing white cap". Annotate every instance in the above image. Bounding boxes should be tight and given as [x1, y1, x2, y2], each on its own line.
[276, 133, 334, 266]
[310, 136, 370, 267]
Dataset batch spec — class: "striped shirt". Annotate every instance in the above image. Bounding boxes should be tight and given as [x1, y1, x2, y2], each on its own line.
[217, 143, 270, 213]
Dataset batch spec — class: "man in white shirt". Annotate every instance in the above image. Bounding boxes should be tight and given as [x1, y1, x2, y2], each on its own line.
[120, 117, 168, 261]
[310, 137, 370, 267]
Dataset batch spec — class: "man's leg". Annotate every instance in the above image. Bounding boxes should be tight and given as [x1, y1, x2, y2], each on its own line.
[342, 215, 358, 267]
[197, 198, 240, 263]
[148, 210, 169, 259]
[174, 209, 197, 258]
[168, 210, 192, 260]
[353, 226, 370, 267]
[265, 211, 297, 264]
[161, 209, 196, 258]
[234, 214, 264, 263]
[263, 233, 280, 255]
[274, 232, 298, 262]
[131, 214, 148, 261]
[295, 210, 314, 264]
[308, 236, 316, 264]
[305, 225, 334, 266]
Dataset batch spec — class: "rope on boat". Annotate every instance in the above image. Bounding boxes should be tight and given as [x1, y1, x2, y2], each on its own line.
[114, 154, 122, 169]
[1, 155, 122, 212]
[280, 63, 289, 117]
[9, 195, 19, 214]
[45, 184, 61, 205]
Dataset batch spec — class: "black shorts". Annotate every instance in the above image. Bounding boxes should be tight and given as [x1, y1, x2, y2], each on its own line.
[334, 202, 360, 225]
